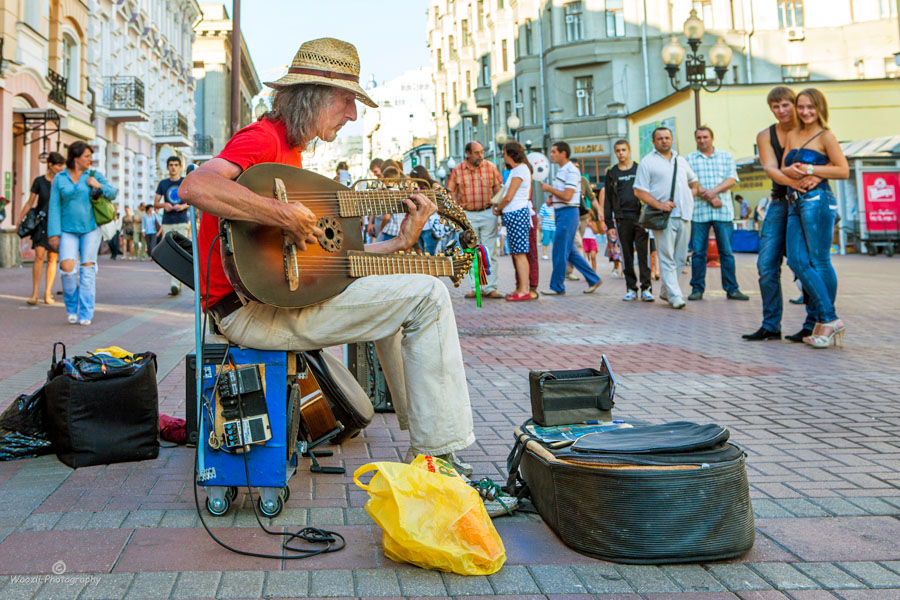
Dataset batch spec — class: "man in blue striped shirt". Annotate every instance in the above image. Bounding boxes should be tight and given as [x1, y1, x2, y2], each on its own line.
[686, 126, 749, 301]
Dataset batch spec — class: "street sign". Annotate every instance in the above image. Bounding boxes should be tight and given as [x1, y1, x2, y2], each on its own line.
[411, 156, 418, 167]
[514, 103, 524, 108]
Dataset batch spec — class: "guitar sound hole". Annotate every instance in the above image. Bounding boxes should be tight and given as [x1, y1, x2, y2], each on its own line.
[317, 216, 343, 252]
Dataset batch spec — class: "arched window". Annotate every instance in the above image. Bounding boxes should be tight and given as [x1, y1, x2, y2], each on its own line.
[60, 33, 80, 99]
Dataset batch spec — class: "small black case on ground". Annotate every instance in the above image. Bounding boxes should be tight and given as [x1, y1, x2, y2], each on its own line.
[45, 343, 160, 468]
[529, 356, 616, 426]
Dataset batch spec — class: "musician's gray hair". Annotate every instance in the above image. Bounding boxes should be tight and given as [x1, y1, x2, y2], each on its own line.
[265, 84, 337, 148]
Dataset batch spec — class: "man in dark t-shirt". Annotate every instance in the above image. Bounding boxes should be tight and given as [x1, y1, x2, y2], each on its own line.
[153, 155, 187, 295]
[604, 139, 651, 301]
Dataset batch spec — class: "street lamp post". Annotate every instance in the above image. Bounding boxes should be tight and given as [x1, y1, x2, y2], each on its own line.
[506, 114, 520, 142]
[661, 9, 733, 128]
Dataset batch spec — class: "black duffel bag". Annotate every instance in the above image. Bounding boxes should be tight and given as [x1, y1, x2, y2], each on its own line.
[507, 421, 754, 564]
[45, 343, 160, 468]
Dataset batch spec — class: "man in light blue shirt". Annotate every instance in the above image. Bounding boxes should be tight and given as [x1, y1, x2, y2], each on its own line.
[686, 126, 749, 301]
[633, 127, 699, 309]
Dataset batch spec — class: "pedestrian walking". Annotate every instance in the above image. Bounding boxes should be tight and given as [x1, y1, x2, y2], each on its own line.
[743, 87, 817, 342]
[141, 204, 162, 259]
[782, 88, 849, 348]
[537, 201, 555, 259]
[122, 205, 136, 259]
[446, 141, 504, 299]
[686, 126, 749, 301]
[47, 141, 118, 326]
[17, 151, 65, 305]
[153, 156, 188, 295]
[605, 139, 652, 302]
[633, 127, 699, 309]
[540, 141, 602, 295]
[493, 140, 533, 302]
[335, 161, 352, 187]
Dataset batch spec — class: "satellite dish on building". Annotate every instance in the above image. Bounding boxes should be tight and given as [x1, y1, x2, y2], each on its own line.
[528, 152, 550, 182]
[158, 144, 177, 173]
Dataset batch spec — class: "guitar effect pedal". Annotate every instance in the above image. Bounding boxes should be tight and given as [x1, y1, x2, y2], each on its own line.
[217, 365, 272, 448]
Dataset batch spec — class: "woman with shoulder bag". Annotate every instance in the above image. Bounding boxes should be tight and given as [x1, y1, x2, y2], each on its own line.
[17, 152, 66, 305]
[47, 141, 118, 326]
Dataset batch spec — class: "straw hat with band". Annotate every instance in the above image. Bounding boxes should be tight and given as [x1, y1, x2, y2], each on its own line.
[265, 37, 378, 108]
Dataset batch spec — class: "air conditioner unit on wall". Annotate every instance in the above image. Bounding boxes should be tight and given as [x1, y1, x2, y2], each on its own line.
[786, 27, 805, 41]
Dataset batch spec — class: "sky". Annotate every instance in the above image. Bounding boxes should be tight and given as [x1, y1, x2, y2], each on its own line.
[212, 1, 431, 136]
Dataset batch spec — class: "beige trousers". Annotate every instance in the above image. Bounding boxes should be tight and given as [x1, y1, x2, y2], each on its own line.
[218, 274, 475, 456]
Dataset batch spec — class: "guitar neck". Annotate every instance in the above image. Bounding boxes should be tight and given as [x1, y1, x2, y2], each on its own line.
[347, 250, 455, 278]
[336, 190, 434, 217]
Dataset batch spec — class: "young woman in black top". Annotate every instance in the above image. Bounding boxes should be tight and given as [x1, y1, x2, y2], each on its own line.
[16, 152, 65, 305]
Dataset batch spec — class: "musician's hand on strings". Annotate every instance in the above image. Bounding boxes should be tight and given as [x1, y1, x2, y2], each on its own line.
[395, 193, 436, 249]
[281, 201, 323, 251]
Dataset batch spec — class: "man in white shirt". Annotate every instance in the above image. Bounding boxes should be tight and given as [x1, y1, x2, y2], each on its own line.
[633, 127, 700, 309]
[539, 141, 602, 295]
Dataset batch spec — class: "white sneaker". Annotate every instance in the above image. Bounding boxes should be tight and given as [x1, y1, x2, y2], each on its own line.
[542, 255, 549, 260]
[671, 298, 686, 309]
[641, 290, 655, 302]
[622, 290, 637, 301]
[566, 273, 580, 281]
[67, 314, 78, 324]
[79, 319, 92, 326]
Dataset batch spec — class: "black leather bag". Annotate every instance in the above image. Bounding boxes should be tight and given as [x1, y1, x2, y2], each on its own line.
[529, 356, 616, 426]
[16, 209, 44, 239]
[637, 157, 678, 231]
[45, 343, 159, 468]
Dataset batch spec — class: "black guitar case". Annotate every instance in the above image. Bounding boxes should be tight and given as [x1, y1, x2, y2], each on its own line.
[507, 421, 755, 564]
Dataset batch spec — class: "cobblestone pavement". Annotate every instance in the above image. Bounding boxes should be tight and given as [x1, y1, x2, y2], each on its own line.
[0, 252, 899, 600]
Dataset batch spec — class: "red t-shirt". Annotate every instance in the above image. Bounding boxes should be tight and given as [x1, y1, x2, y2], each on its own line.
[198, 118, 303, 308]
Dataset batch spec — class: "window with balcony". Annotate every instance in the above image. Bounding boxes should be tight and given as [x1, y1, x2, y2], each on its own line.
[477, 0, 485, 28]
[575, 76, 594, 117]
[461, 19, 470, 46]
[606, 0, 625, 37]
[777, 1, 803, 28]
[501, 39, 508, 71]
[781, 63, 810, 82]
[481, 55, 490, 85]
[60, 33, 80, 99]
[24, 0, 40, 31]
[530, 87, 538, 124]
[525, 19, 534, 55]
[565, 2, 584, 42]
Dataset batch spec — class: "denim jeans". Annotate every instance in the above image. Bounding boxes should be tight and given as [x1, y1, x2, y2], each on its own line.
[59, 228, 102, 321]
[219, 274, 475, 456]
[420, 231, 438, 256]
[786, 188, 839, 323]
[757, 199, 816, 332]
[654, 217, 691, 303]
[550, 206, 601, 293]
[690, 220, 739, 295]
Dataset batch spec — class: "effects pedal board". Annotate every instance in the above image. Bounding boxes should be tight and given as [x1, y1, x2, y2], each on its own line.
[217, 365, 272, 448]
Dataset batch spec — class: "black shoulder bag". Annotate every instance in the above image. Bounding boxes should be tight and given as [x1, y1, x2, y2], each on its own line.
[637, 157, 678, 231]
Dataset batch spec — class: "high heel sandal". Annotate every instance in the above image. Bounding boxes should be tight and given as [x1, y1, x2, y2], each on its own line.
[805, 320, 844, 348]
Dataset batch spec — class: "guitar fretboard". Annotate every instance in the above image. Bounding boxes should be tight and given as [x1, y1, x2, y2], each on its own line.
[347, 251, 454, 278]
[336, 190, 436, 217]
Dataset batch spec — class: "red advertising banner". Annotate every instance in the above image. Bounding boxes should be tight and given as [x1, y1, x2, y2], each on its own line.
[862, 171, 900, 233]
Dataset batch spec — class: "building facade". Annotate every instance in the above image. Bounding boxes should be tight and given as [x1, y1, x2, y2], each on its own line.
[0, 0, 95, 232]
[191, 2, 261, 162]
[87, 0, 201, 211]
[361, 67, 436, 166]
[428, 0, 899, 184]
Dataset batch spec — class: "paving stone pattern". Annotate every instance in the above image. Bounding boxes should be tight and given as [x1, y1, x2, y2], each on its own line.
[0, 254, 899, 599]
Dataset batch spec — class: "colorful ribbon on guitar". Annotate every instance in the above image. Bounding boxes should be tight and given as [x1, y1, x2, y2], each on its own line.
[464, 244, 491, 308]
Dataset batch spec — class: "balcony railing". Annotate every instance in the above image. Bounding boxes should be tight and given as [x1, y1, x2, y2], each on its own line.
[48, 69, 67, 108]
[153, 111, 188, 137]
[103, 76, 145, 111]
[193, 134, 214, 155]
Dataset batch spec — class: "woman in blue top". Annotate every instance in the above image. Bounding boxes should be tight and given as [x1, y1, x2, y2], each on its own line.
[781, 88, 849, 348]
[47, 141, 117, 326]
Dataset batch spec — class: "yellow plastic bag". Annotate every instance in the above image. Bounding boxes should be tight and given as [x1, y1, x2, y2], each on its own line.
[353, 459, 506, 575]
[92, 346, 133, 359]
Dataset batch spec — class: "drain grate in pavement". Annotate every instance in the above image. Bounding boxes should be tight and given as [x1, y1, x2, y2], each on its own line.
[458, 326, 543, 337]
